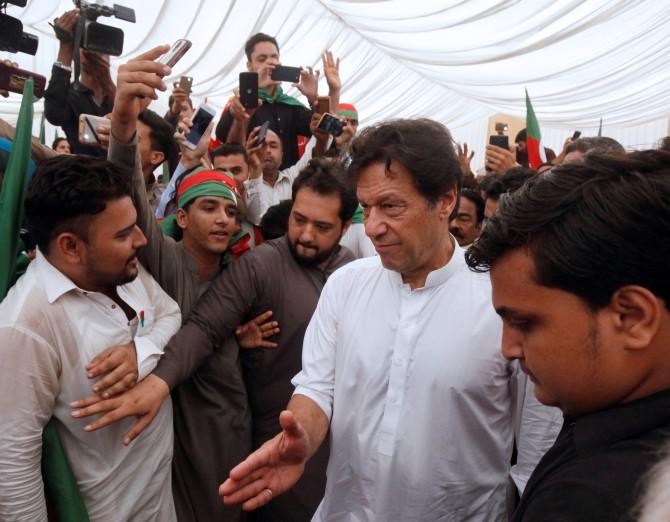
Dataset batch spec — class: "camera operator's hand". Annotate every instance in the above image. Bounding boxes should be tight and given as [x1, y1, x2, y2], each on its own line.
[0, 60, 18, 98]
[229, 90, 259, 122]
[245, 126, 264, 181]
[111, 45, 171, 144]
[258, 63, 279, 90]
[53, 9, 80, 65]
[485, 144, 519, 174]
[294, 66, 319, 106]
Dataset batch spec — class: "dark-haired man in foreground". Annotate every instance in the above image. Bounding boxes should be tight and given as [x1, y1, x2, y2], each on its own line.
[0, 155, 181, 520]
[220, 118, 560, 521]
[73, 157, 358, 521]
[466, 149, 670, 521]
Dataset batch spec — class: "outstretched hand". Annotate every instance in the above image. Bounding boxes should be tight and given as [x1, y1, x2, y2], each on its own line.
[219, 410, 309, 511]
[235, 310, 280, 349]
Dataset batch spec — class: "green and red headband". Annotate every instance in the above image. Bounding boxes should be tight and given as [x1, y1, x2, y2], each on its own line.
[337, 103, 358, 121]
[177, 168, 238, 209]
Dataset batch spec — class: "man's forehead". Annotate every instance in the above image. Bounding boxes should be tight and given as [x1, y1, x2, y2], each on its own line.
[251, 41, 279, 58]
[90, 196, 136, 233]
[215, 154, 247, 167]
[357, 161, 414, 200]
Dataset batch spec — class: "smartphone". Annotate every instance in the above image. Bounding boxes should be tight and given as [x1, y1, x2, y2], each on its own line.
[0, 62, 46, 98]
[315, 95, 330, 115]
[317, 113, 344, 137]
[239, 72, 258, 109]
[158, 39, 192, 68]
[183, 103, 216, 150]
[271, 65, 301, 83]
[78, 114, 111, 145]
[572, 130, 582, 141]
[489, 135, 509, 150]
[178, 75, 193, 95]
[257, 121, 270, 145]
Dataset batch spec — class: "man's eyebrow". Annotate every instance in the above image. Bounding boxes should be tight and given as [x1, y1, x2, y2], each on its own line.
[114, 223, 136, 236]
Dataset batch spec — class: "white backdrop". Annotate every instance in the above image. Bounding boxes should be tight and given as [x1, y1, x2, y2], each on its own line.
[2, 0, 669, 169]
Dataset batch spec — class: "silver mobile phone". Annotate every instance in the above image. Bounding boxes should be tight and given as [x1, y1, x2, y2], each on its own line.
[158, 39, 192, 68]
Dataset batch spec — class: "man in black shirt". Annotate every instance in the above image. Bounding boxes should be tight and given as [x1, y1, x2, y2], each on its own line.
[216, 33, 341, 170]
[466, 149, 670, 521]
[44, 9, 115, 157]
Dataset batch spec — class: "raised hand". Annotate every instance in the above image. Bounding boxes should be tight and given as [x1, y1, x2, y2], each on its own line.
[294, 66, 319, 105]
[235, 310, 280, 349]
[322, 51, 341, 94]
[219, 410, 309, 511]
[485, 144, 518, 174]
[457, 142, 475, 177]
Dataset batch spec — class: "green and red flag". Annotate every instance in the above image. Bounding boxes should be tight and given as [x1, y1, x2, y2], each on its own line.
[525, 89, 545, 169]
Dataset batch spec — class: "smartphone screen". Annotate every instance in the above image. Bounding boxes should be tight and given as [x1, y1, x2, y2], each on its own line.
[489, 135, 509, 149]
[318, 114, 344, 136]
[184, 105, 215, 149]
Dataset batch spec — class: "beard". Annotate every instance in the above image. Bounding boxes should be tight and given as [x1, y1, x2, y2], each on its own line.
[288, 238, 340, 268]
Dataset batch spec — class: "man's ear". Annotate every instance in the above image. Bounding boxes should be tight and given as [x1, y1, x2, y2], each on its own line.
[53, 232, 85, 265]
[150, 150, 165, 169]
[438, 185, 459, 221]
[175, 208, 188, 231]
[608, 286, 661, 350]
[246, 61, 252, 72]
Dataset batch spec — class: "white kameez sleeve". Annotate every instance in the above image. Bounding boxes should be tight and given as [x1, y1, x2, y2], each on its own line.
[291, 272, 341, 421]
[509, 361, 563, 493]
[0, 326, 60, 521]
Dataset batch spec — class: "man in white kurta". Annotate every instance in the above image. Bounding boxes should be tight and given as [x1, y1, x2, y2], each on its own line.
[0, 154, 181, 521]
[219, 118, 560, 521]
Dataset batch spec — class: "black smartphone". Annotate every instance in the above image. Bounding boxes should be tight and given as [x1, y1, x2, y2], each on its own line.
[318, 113, 344, 137]
[158, 39, 192, 68]
[183, 103, 216, 150]
[0, 62, 46, 98]
[271, 65, 301, 83]
[489, 135, 509, 149]
[257, 121, 270, 145]
[572, 130, 582, 141]
[239, 72, 259, 108]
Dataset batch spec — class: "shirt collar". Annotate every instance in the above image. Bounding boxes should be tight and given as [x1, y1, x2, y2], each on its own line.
[572, 387, 670, 455]
[34, 249, 82, 304]
[388, 239, 466, 290]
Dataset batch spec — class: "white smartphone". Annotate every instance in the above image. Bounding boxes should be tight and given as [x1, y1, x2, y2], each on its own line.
[183, 103, 216, 150]
[78, 114, 111, 145]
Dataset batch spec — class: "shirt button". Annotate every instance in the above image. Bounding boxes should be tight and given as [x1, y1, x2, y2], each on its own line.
[390, 395, 398, 404]
[111, 304, 116, 309]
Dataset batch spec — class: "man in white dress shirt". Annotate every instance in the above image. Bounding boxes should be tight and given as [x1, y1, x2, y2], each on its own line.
[220, 119, 561, 521]
[0, 155, 181, 521]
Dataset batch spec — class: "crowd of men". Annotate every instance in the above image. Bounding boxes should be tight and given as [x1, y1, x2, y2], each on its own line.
[2, 8, 670, 522]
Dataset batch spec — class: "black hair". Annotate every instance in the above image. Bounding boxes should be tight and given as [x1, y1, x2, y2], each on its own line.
[138, 109, 178, 172]
[211, 142, 248, 163]
[260, 199, 293, 240]
[515, 128, 527, 143]
[244, 33, 279, 61]
[24, 155, 133, 254]
[466, 149, 670, 310]
[485, 167, 536, 202]
[460, 188, 485, 224]
[51, 137, 68, 150]
[292, 157, 358, 223]
[566, 136, 625, 156]
[348, 118, 461, 207]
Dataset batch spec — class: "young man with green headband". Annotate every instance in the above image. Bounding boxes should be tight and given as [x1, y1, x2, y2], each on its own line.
[103, 46, 277, 522]
[217, 33, 342, 170]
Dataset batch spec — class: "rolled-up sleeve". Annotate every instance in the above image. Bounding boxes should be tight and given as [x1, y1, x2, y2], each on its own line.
[0, 326, 60, 520]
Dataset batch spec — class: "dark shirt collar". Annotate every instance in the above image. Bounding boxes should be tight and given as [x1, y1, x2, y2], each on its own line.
[571, 387, 670, 455]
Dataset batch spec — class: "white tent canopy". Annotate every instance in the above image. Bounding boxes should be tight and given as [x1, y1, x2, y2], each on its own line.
[2, 0, 669, 169]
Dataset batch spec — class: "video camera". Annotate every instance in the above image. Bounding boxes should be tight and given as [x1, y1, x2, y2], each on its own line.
[0, 0, 39, 55]
[74, 0, 135, 57]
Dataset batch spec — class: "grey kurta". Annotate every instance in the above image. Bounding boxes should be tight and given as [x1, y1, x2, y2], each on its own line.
[109, 137, 251, 522]
[153, 235, 355, 522]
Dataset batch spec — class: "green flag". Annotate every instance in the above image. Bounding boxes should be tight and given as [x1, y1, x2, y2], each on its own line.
[0, 78, 34, 297]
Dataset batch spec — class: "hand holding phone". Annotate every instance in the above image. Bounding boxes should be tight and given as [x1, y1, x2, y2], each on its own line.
[317, 113, 345, 137]
[489, 135, 510, 150]
[239, 72, 259, 109]
[182, 103, 216, 150]
[315, 96, 330, 115]
[178, 76, 193, 95]
[0, 62, 46, 99]
[571, 130, 582, 141]
[78, 114, 111, 146]
[256, 121, 270, 145]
